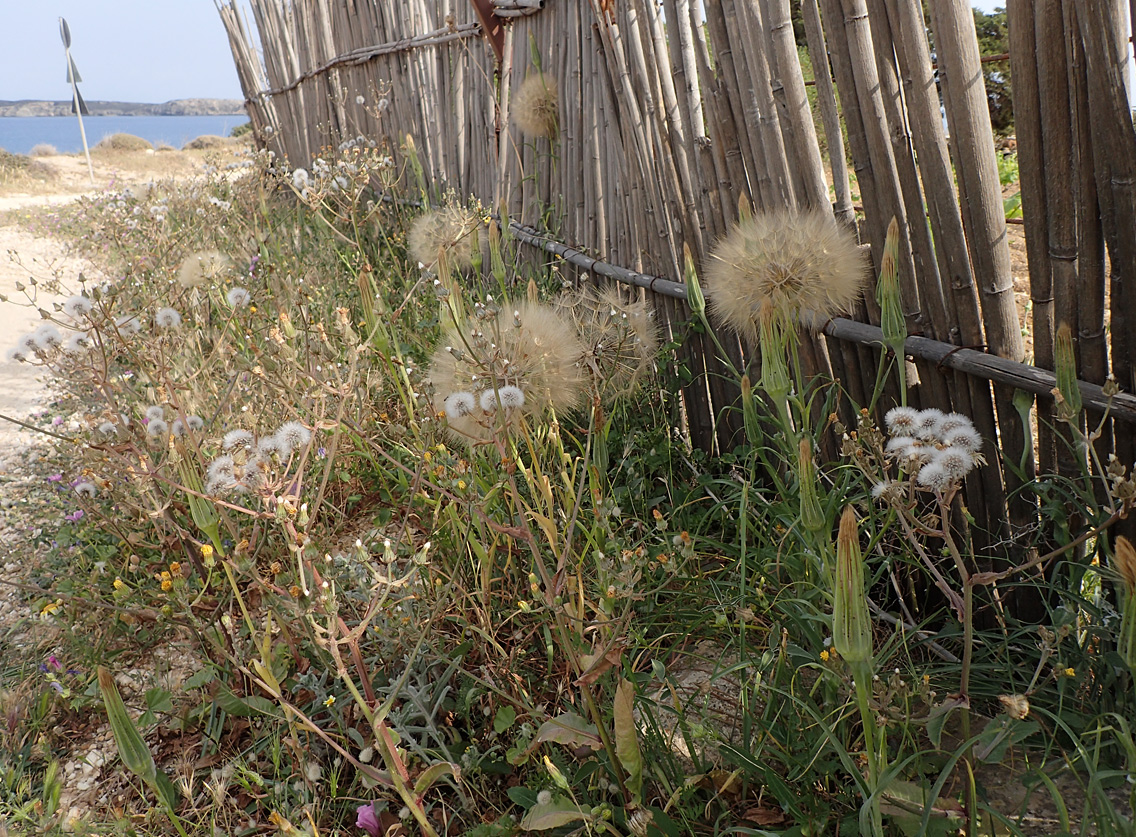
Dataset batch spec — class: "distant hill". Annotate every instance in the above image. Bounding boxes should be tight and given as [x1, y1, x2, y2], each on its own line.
[0, 98, 246, 117]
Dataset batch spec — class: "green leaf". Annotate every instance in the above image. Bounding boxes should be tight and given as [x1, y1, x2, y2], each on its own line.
[973, 718, 1039, 763]
[519, 800, 592, 831]
[182, 667, 215, 689]
[533, 712, 601, 750]
[97, 667, 180, 812]
[507, 786, 538, 809]
[925, 695, 968, 749]
[144, 688, 174, 715]
[215, 687, 279, 718]
[414, 761, 458, 795]
[493, 705, 517, 735]
[614, 679, 643, 802]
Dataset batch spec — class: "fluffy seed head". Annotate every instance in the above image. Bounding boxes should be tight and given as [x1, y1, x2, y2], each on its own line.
[115, 315, 142, 337]
[63, 332, 91, 353]
[98, 421, 117, 435]
[705, 209, 868, 340]
[943, 426, 982, 454]
[207, 455, 235, 479]
[407, 207, 479, 271]
[512, 73, 560, 138]
[938, 413, 974, 437]
[178, 250, 231, 288]
[275, 421, 311, 454]
[562, 286, 658, 400]
[916, 462, 952, 492]
[915, 408, 945, 440]
[443, 391, 476, 419]
[186, 415, 204, 432]
[227, 287, 251, 308]
[171, 419, 186, 437]
[933, 446, 975, 480]
[6, 347, 27, 362]
[429, 300, 586, 444]
[223, 429, 254, 450]
[146, 418, 169, 438]
[885, 435, 915, 456]
[257, 436, 284, 458]
[145, 405, 165, 422]
[33, 325, 62, 349]
[74, 481, 97, 498]
[885, 406, 919, 435]
[63, 295, 94, 319]
[155, 307, 182, 329]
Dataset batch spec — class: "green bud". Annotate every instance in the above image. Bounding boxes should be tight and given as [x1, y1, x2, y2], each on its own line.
[683, 243, 706, 319]
[1055, 322, 1082, 420]
[758, 315, 791, 404]
[798, 438, 825, 535]
[833, 506, 872, 664]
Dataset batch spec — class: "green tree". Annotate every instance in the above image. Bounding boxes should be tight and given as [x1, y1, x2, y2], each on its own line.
[973, 6, 1013, 135]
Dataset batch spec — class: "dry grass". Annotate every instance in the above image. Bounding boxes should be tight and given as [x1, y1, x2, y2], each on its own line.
[93, 133, 153, 152]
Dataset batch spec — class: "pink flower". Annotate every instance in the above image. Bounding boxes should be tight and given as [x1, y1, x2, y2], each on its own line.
[47, 474, 63, 483]
[356, 802, 382, 837]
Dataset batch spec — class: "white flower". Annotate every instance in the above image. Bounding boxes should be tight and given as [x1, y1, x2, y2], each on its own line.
[63, 295, 93, 319]
[146, 418, 169, 438]
[223, 429, 254, 450]
[74, 481, 97, 498]
[145, 405, 165, 422]
[226, 287, 251, 308]
[443, 391, 476, 419]
[292, 168, 310, 191]
[943, 426, 983, 454]
[275, 421, 311, 454]
[885, 406, 919, 435]
[916, 462, 952, 492]
[933, 446, 975, 480]
[155, 307, 182, 329]
[33, 325, 62, 349]
[98, 421, 117, 435]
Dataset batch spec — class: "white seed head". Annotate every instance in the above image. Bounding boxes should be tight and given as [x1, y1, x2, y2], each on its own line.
[226, 287, 251, 308]
[223, 429, 254, 450]
[145, 405, 165, 422]
[443, 391, 476, 419]
[155, 307, 182, 329]
[885, 406, 919, 435]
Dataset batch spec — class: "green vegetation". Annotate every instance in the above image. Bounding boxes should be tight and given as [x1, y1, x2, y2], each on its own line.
[0, 139, 1133, 837]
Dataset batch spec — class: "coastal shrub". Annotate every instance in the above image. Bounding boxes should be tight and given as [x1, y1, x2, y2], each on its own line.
[229, 121, 252, 138]
[93, 133, 153, 152]
[0, 147, 56, 185]
[29, 143, 58, 157]
[183, 134, 230, 150]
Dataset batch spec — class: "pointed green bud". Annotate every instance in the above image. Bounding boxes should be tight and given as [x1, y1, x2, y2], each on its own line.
[740, 374, 763, 448]
[1055, 322, 1082, 421]
[683, 243, 706, 319]
[876, 217, 906, 355]
[798, 438, 825, 535]
[833, 506, 872, 664]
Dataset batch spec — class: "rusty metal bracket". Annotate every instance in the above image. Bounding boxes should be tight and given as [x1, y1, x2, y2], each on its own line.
[469, 0, 505, 62]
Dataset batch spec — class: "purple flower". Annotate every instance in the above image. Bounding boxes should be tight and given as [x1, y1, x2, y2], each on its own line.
[47, 474, 63, 483]
[52, 416, 64, 427]
[47, 655, 62, 672]
[65, 510, 84, 523]
[356, 802, 382, 837]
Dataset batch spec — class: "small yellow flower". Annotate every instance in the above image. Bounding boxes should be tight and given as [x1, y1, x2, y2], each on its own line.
[423, 450, 432, 462]
[1063, 667, 1075, 678]
[40, 600, 62, 617]
[168, 562, 181, 576]
[289, 585, 302, 598]
[249, 305, 258, 313]
[161, 579, 173, 592]
[201, 544, 214, 559]
[324, 695, 335, 707]
[113, 577, 125, 590]
[820, 650, 830, 662]
[457, 480, 466, 490]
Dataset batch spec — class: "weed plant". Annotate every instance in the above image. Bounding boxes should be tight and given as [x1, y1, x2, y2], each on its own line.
[1, 139, 1134, 837]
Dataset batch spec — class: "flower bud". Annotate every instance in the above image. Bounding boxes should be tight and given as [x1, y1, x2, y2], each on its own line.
[1054, 323, 1082, 420]
[682, 243, 706, 319]
[833, 506, 872, 664]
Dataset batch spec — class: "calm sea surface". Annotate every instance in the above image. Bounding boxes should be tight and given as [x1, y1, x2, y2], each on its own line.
[0, 115, 247, 155]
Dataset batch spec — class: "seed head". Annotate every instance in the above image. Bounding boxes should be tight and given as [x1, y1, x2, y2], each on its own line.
[63, 332, 91, 353]
[33, 325, 62, 349]
[932, 446, 975, 480]
[178, 250, 231, 288]
[704, 208, 868, 340]
[916, 462, 952, 492]
[943, 426, 982, 454]
[512, 72, 560, 139]
[226, 287, 251, 308]
[146, 418, 169, 438]
[155, 307, 182, 329]
[275, 421, 312, 454]
[145, 405, 165, 422]
[562, 286, 658, 400]
[223, 429, 254, 450]
[884, 406, 919, 435]
[63, 295, 93, 319]
[407, 206, 480, 271]
[443, 391, 476, 419]
[74, 481, 97, 498]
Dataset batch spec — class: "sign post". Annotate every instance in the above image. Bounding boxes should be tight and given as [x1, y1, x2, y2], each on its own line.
[60, 17, 95, 185]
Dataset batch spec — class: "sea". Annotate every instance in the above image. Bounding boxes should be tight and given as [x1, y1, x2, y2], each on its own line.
[0, 115, 248, 156]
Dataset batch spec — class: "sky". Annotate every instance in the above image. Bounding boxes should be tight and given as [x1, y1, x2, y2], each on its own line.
[0, 1, 245, 103]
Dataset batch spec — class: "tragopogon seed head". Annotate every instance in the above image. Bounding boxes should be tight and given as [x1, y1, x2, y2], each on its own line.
[145, 405, 165, 422]
[155, 307, 182, 329]
[223, 429, 254, 450]
[226, 287, 251, 308]
[408, 206, 480, 271]
[512, 73, 560, 139]
[146, 419, 169, 438]
[705, 208, 868, 339]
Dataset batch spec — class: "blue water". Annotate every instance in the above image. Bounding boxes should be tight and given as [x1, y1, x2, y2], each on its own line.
[0, 115, 248, 155]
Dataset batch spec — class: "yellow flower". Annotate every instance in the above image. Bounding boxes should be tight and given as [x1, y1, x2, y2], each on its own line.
[820, 650, 830, 662]
[40, 600, 62, 617]
[113, 577, 125, 590]
[168, 562, 181, 576]
[289, 585, 302, 599]
[457, 480, 466, 490]
[161, 579, 172, 592]
[324, 696, 335, 707]
[1063, 667, 1075, 678]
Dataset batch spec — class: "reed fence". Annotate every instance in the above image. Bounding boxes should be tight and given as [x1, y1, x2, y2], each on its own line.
[217, 0, 1136, 553]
